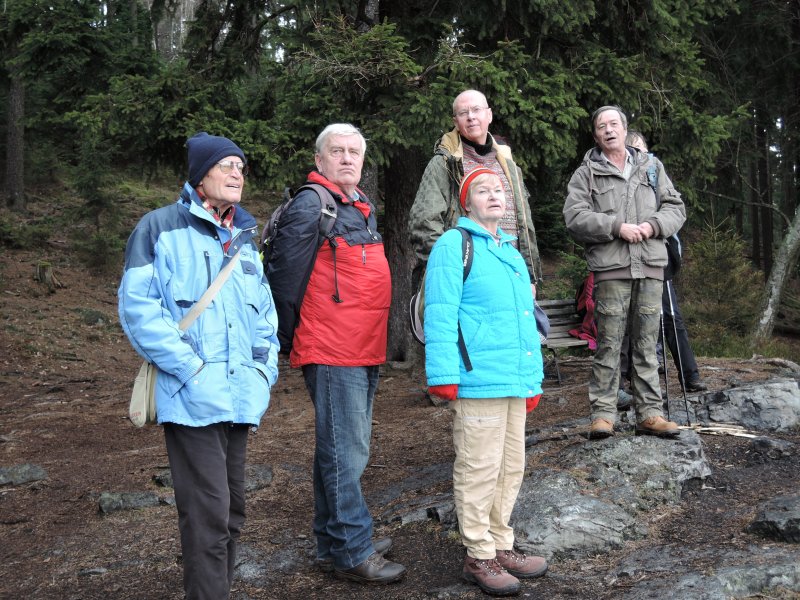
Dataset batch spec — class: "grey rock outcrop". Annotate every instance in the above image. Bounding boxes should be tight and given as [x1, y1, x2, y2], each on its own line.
[244, 464, 273, 492]
[513, 469, 643, 560]
[512, 432, 710, 560]
[751, 436, 797, 459]
[748, 494, 800, 543]
[0, 463, 47, 486]
[672, 378, 800, 431]
[98, 491, 161, 514]
[614, 546, 800, 599]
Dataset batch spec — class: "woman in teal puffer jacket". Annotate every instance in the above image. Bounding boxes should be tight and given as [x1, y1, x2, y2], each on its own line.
[423, 167, 546, 596]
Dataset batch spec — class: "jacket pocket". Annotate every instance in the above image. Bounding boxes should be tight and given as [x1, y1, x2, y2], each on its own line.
[592, 181, 618, 214]
[240, 259, 265, 315]
[239, 360, 271, 415]
[180, 362, 230, 420]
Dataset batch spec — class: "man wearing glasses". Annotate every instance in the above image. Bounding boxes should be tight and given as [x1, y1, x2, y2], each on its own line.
[409, 89, 542, 288]
[119, 132, 279, 599]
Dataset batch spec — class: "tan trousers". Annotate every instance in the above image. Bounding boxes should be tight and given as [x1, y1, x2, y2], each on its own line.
[451, 397, 527, 559]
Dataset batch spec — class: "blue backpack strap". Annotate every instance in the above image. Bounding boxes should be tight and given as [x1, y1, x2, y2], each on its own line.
[646, 156, 659, 205]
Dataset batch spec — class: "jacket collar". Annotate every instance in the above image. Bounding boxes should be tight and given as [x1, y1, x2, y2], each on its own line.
[179, 182, 257, 233]
[456, 216, 517, 245]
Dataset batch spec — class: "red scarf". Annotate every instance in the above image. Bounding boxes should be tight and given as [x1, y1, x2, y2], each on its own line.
[198, 192, 236, 252]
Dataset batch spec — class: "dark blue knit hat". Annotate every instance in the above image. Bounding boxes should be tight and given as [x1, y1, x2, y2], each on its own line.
[186, 132, 246, 187]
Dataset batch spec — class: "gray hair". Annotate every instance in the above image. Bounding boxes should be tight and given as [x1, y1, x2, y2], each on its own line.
[591, 105, 628, 131]
[315, 123, 367, 155]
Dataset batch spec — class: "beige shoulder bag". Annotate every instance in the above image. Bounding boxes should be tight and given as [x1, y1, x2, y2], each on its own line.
[128, 252, 241, 427]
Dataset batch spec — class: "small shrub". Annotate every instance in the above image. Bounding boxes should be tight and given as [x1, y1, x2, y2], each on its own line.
[0, 221, 54, 250]
[75, 232, 126, 274]
[542, 251, 588, 300]
[679, 222, 762, 355]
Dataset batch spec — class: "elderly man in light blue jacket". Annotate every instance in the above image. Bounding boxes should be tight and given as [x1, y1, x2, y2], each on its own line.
[119, 132, 279, 600]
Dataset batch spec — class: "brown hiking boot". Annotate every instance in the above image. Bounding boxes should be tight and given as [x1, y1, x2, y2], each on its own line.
[588, 417, 615, 439]
[636, 415, 680, 438]
[462, 556, 520, 596]
[495, 549, 548, 579]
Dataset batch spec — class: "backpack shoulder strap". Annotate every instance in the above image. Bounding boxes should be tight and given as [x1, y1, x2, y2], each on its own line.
[454, 226, 474, 372]
[293, 183, 338, 241]
[260, 186, 294, 250]
[455, 226, 474, 281]
[646, 155, 660, 206]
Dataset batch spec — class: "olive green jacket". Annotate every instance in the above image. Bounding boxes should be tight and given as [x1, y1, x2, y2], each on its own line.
[408, 128, 542, 283]
[563, 146, 686, 279]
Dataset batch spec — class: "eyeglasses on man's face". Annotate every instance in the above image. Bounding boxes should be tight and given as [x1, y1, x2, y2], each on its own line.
[454, 106, 489, 119]
[217, 160, 249, 176]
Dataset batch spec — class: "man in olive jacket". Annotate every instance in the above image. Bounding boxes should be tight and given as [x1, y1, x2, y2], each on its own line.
[409, 89, 541, 288]
[563, 105, 686, 440]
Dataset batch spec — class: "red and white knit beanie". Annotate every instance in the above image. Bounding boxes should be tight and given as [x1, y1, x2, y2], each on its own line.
[459, 167, 496, 210]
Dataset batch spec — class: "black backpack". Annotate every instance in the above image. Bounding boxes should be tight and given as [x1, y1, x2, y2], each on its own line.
[260, 184, 337, 264]
[261, 184, 338, 352]
[646, 159, 682, 277]
[409, 227, 474, 371]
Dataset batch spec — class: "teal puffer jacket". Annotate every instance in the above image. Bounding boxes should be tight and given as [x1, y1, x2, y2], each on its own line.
[424, 217, 543, 399]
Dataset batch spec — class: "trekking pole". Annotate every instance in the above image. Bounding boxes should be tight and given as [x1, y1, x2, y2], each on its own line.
[666, 280, 692, 426]
[658, 307, 671, 421]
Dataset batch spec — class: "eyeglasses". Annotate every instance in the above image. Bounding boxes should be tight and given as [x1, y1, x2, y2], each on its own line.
[454, 106, 489, 119]
[217, 160, 249, 176]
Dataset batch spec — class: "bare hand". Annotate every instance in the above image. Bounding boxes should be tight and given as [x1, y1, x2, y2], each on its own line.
[619, 223, 643, 243]
[531, 283, 537, 300]
[638, 222, 655, 240]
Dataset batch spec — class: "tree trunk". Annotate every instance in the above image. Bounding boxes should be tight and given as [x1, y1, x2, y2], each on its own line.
[5, 64, 25, 211]
[130, 0, 139, 48]
[753, 204, 800, 345]
[759, 133, 773, 278]
[382, 152, 424, 362]
[750, 159, 761, 269]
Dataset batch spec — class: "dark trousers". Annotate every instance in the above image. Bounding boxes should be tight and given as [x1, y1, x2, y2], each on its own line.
[662, 279, 700, 383]
[620, 280, 700, 385]
[164, 423, 249, 600]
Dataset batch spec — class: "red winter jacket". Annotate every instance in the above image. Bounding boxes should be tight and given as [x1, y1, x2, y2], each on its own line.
[282, 173, 391, 368]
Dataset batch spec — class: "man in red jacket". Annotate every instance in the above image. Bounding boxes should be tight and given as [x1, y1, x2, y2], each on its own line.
[266, 123, 405, 584]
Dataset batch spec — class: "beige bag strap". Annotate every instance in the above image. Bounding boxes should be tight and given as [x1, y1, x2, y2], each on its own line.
[177, 250, 241, 332]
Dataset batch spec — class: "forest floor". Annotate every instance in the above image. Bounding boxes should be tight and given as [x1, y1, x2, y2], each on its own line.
[1, 194, 799, 599]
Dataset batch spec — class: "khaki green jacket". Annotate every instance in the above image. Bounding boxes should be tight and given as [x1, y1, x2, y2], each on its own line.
[563, 147, 686, 279]
[408, 129, 542, 283]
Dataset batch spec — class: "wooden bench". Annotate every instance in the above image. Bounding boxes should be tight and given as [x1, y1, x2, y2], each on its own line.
[537, 298, 591, 384]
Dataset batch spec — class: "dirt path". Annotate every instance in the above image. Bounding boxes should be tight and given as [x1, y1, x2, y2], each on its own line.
[1, 248, 799, 599]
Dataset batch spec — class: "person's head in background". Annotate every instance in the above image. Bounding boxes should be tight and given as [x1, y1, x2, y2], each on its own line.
[626, 130, 648, 154]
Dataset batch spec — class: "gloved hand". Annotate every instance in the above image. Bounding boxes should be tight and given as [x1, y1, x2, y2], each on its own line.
[526, 394, 542, 413]
[429, 384, 458, 401]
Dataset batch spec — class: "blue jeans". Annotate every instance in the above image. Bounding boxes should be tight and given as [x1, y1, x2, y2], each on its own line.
[302, 364, 378, 569]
